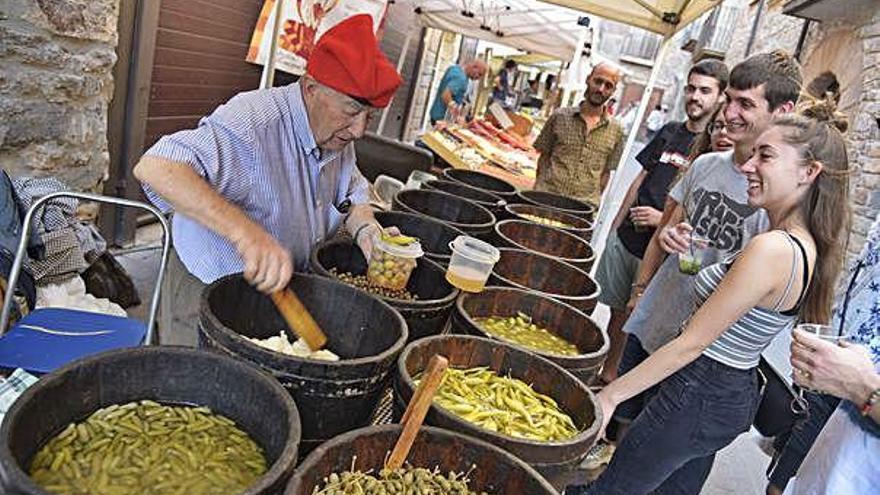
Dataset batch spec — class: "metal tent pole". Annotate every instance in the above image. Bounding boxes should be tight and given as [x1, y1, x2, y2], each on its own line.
[377, 29, 414, 136]
[590, 34, 674, 273]
[260, 0, 285, 89]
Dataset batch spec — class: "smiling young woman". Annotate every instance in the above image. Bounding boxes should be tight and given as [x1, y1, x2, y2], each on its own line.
[568, 95, 851, 495]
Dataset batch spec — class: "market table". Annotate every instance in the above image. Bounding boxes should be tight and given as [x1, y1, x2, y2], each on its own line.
[420, 120, 538, 191]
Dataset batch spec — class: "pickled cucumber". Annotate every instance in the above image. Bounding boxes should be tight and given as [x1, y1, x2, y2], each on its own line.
[29, 400, 267, 495]
[475, 312, 579, 357]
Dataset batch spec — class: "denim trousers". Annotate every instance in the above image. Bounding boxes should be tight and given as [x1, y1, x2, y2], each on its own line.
[583, 354, 761, 495]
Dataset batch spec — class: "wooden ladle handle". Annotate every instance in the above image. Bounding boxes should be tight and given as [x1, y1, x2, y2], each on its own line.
[270, 289, 327, 351]
[386, 354, 449, 470]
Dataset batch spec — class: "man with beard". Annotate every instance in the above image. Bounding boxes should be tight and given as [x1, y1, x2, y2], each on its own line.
[595, 59, 729, 386]
[533, 62, 625, 207]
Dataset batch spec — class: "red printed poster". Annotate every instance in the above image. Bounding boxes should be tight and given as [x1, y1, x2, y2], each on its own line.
[247, 0, 388, 76]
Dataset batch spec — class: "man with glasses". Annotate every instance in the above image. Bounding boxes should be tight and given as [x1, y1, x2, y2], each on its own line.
[595, 59, 728, 387]
[134, 15, 401, 345]
[533, 62, 625, 207]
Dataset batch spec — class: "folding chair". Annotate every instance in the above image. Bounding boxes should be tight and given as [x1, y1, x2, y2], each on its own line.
[0, 192, 170, 374]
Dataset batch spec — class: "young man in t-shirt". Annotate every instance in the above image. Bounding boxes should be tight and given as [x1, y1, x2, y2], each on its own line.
[609, 50, 803, 439]
[595, 59, 729, 385]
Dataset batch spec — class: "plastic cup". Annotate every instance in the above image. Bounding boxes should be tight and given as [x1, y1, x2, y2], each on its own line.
[796, 323, 844, 343]
[366, 235, 424, 290]
[403, 170, 438, 190]
[374, 175, 404, 206]
[445, 236, 501, 293]
[678, 234, 710, 275]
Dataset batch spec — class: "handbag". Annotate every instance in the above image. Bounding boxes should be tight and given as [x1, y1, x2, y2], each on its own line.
[753, 356, 804, 437]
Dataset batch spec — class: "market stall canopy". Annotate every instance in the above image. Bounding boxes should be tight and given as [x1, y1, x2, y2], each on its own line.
[406, 0, 590, 60]
[541, 0, 722, 36]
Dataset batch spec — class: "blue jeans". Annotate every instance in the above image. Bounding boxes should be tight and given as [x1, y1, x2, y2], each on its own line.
[613, 334, 654, 424]
[575, 354, 761, 495]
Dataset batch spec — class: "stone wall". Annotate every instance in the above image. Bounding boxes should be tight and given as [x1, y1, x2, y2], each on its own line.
[0, 0, 119, 191]
[725, 2, 880, 260]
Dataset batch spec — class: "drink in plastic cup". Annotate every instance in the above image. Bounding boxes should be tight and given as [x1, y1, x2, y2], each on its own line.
[796, 323, 844, 343]
[367, 235, 424, 290]
[445, 236, 501, 293]
[678, 234, 710, 275]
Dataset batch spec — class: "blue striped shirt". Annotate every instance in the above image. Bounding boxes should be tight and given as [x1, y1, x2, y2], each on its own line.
[142, 83, 369, 283]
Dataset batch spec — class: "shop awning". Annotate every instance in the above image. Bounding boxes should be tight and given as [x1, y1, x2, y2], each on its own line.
[408, 0, 589, 60]
[541, 0, 722, 36]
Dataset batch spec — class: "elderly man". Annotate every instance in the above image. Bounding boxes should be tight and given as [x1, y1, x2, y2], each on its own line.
[533, 62, 625, 206]
[134, 15, 400, 346]
[429, 59, 488, 125]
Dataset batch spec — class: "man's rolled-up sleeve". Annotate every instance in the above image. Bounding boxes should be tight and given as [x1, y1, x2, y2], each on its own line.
[142, 115, 255, 213]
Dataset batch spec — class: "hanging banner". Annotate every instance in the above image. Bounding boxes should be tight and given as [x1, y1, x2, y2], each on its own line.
[247, 0, 389, 76]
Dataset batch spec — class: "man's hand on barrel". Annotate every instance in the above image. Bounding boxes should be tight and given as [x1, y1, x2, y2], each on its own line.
[232, 221, 293, 294]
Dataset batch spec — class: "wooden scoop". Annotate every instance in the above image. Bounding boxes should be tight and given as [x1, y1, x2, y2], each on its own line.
[386, 354, 449, 470]
[270, 289, 327, 352]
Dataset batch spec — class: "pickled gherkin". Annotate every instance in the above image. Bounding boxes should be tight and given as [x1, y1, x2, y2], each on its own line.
[313, 464, 490, 495]
[28, 400, 268, 495]
[519, 213, 574, 229]
[475, 312, 579, 357]
[421, 367, 580, 442]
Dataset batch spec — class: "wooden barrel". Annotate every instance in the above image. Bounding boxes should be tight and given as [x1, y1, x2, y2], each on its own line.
[490, 248, 601, 315]
[442, 168, 518, 201]
[0, 347, 301, 495]
[423, 179, 507, 218]
[494, 219, 596, 272]
[505, 203, 594, 242]
[451, 286, 609, 383]
[310, 238, 458, 343]
[393, 335, 601, 490]
[393, 189, 496, 238]
[285, 425, 557, 494]
[198, 273, 407, 456]
[375, 210, 465, 266]
[516, 190, 596, 222]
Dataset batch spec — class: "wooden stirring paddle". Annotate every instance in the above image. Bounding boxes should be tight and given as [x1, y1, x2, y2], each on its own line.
[386, 354, 450, 470]
[270, 289, 327, 352]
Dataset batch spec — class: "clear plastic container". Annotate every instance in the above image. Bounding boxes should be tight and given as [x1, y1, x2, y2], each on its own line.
[445, 236, 501, 293]
[367, 235, 424, 290]
[403, 170, 438, 190]
[374, 175, 404, 206]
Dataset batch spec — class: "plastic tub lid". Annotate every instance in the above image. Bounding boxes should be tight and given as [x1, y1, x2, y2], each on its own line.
[375, 234, 424, 259]
[449, 235, 500, 263]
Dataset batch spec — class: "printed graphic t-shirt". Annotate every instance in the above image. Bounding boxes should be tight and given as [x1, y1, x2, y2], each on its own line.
[623, 150, 770, 353]
[618, 122, 697, 258]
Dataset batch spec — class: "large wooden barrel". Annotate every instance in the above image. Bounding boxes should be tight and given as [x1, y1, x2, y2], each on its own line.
[517, 190, 596, 221]
[423, 179, 507, 218]
[491, 248, 601, 315]
[0, 347, 301, 495]
[451, 286, 609, 383]
[393, 335, 601, 490]
[285, 425, 557, 494]
[505, 203, 594, 242]
[199, 273, 407, 456]
[310, 239, 458, 343]
[494, 219, 596, 272]
[442, 168, 517, 201]
[393, 189, 496, 238]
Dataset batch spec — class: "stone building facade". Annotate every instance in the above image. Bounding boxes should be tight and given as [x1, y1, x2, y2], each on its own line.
[0, 0, 120, 191]
[724, 0, 880, 259]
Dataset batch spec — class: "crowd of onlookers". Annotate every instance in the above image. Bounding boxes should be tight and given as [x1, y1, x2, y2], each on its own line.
[523, 49, 877, 495]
